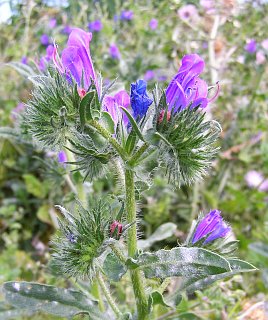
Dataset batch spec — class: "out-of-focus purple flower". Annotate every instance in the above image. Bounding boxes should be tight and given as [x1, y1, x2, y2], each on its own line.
[39, 57, 47, 71]
[261, 39, 268, 51]
[53, 28, 97, 92]
[245, 170, 268, 191]
[109, 44, 121, 59]
[130, 80, 153, 120]
[61, 25, 73, 35]
[58, 150, 68, 165]
[45, 45, 54, 61]
[192, 210, 231, 244]
[166, 54, 219, 112]
[49, 18, 57, 28]
[144, 70, 155, 81]
[103, 90, 130, 130]
[21, 56, 28, 64]
[200, 0, 216, 14]
[256, 51, 266, 65]
[88, 20, 103, 32]
[11, 102, 25, 120]
[158, 75, 167, 82]
[245, 39, 257, 54]
[120, 10, 134, 21]
[149, 18, 158, 30]
[178, 4, 198, 21]
[40, 34, 50, 46]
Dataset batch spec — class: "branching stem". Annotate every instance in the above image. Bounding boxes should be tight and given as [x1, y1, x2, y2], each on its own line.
[128, 142, 149, 166]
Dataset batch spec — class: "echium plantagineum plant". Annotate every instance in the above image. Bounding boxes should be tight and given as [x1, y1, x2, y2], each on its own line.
[3, 28, 256, 320]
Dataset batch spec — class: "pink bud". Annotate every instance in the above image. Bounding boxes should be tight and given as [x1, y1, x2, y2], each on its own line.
[110, 221, 123, 237]
[158, 110, 171, 123]
[78, 87, 87, 98]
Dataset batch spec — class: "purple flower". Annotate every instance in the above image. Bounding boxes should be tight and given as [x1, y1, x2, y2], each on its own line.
[88, 20, 103, 32]
[61, 25, 73, 35]
[200, 0, 216, 14]
[58, 150, 68, 165]
[144, 70, 155, 81]
[192, 210, 231, 244]
[245, 170, 268, 192]
[21, 56, 28, 64]
[158, 75, 167, 82]
[245, 39, 257, 54]
[45, 45, 54, 61]
[103, 90, 130, 130]
[11, 102, 25, 120]
[109, 44, 121, 59]
[40, 34, 50, 46]
[49, 18, 57, 28]
[149, 18, 158, 30]
[39, 57, 47, 71]
[166, 54, 219, 112]
[130, 80, 153, 120]
[178, 5, 198, 21]
[53, 28, 97, 92]
[120, 10, 134, 21]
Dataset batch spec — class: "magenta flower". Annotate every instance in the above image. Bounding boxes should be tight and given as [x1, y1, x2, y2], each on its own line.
[245, 39, 257, 54]
[45, 45, 54, 61]
[109, 44, 121, 59]
[149, 18, 158, 30]
[88, 20, 103, 32]
[53, 28, 97, 91]
[39, 57, 47, 71]
[40, 34, 50, 46]
[103, 90, 130, 130]
[120, 10, 134, 21]
[192, 210, 231, 244]
[166, 54, 219, 112]
[144, 70, 155, 81]
[178, 4, 198, 21]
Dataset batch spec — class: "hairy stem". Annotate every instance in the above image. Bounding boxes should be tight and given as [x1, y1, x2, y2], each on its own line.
[110, 243, 127, 263]
[89, 120, 128, 161]
[128, 142, 149, 166]
[97, 273, 122, 318]
[125, 169, 149, 320]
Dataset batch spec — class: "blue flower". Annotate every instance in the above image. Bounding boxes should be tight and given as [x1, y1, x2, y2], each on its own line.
[192, 210, 231, 244]
[130, 80, 153, 120]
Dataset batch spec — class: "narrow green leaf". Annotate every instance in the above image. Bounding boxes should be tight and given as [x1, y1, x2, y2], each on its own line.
[125, 129, 137, 154]
[101, 111, 115, 134]
[7, 62, 36, 79]
[120, 107, 145, 142]
[3, 282, 103, 319]
[79, 91, 95, 128]
[135, 247, 231, 279]
[149, 291, 182, 309]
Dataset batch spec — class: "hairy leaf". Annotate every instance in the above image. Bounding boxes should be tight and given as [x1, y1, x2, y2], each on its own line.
[3, 282, 103, 319]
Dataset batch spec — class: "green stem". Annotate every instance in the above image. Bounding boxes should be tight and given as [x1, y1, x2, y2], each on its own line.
[89, 120, 128, 161]
[128, 142, 149, 166]
[97, 273, 122, 318]
[125, 169, 149, 320]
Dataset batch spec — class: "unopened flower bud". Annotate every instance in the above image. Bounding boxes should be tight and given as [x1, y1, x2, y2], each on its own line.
[110, 221, 123, 237]
[158, 110, 171, 123]
[78, 87, 87, 98]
